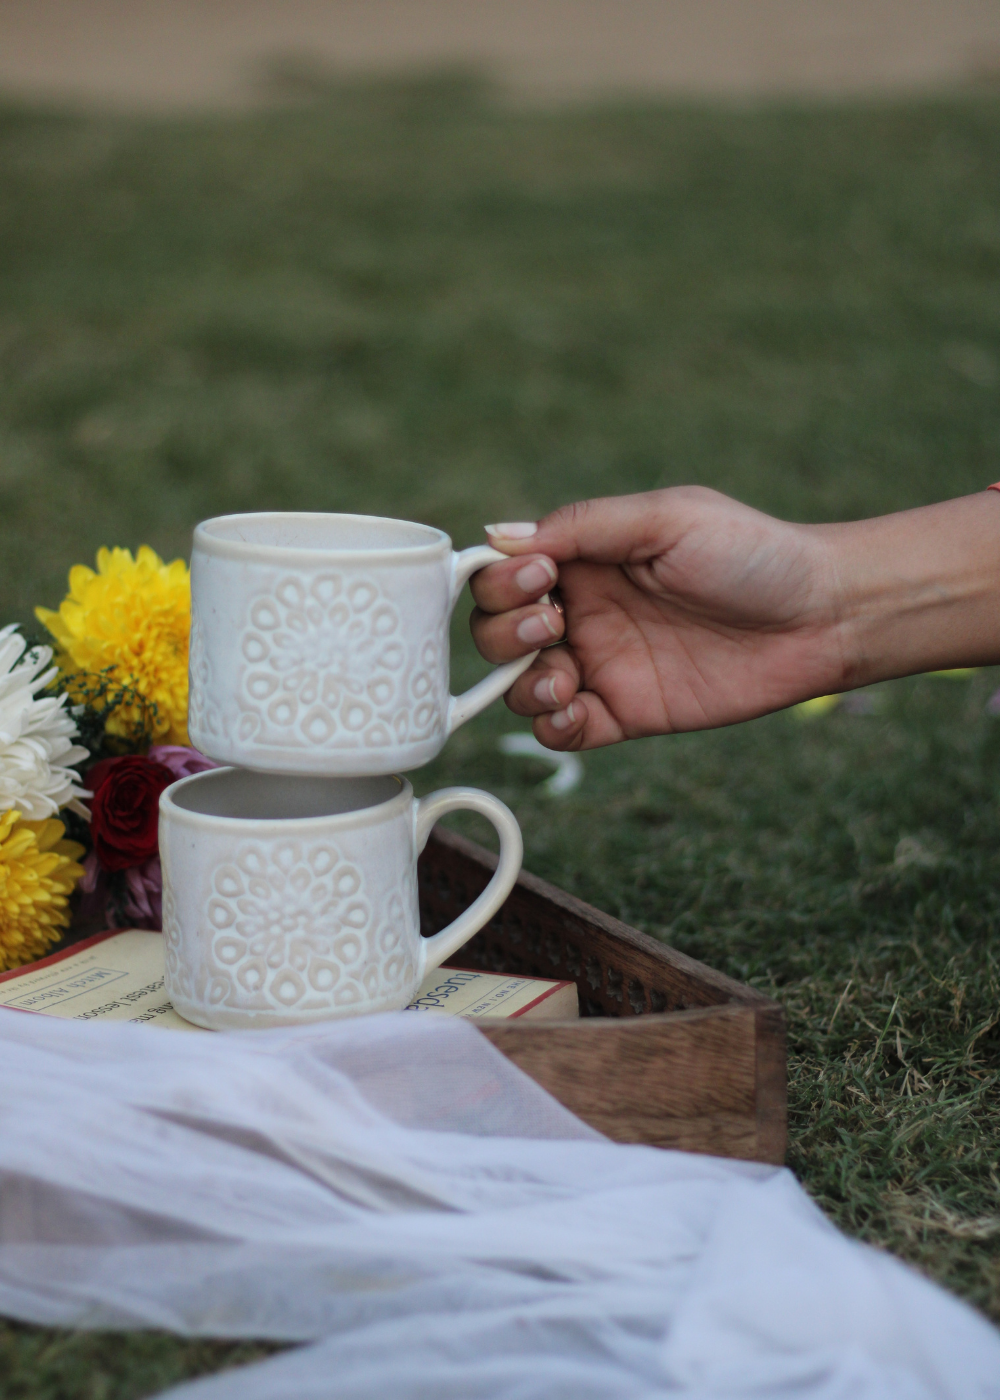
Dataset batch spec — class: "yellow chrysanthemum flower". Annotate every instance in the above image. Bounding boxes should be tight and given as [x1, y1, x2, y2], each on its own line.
[0, 810, 85, 971]
[36, 546, 191, 745]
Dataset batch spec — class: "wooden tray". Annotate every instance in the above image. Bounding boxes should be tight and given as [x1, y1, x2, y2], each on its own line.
[419, 827, 786, 1165]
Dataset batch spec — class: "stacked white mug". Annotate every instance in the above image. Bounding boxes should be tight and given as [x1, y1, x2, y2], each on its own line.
[159, 512, 536, 1030]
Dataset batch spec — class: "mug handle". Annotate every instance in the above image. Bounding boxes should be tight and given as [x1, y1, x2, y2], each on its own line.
[446, 545, 540, 735]
[413, 787, 523, 978]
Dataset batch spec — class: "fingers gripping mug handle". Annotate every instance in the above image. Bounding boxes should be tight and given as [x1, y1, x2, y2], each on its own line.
[413, 788, 523, 979]
[447, 545, 539, 735]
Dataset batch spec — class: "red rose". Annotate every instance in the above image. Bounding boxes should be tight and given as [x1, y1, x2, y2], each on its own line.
[88, 756, 176, 872]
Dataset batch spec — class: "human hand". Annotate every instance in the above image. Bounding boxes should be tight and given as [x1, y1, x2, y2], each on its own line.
[472, 486, 1000, 751]
[469, 487, 848, 750]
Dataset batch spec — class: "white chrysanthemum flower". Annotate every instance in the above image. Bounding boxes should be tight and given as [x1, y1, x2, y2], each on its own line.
[0, 624, 90, 820]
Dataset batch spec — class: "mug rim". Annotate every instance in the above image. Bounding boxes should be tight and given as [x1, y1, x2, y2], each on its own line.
[160, 768, 413, 833]
[193, 511, 450, 564]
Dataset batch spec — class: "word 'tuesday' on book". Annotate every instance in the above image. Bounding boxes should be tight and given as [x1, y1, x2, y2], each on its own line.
[0, 930, 579, 1030]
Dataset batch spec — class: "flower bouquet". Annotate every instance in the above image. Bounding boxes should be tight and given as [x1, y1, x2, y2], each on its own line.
[0, 546, 210, 972]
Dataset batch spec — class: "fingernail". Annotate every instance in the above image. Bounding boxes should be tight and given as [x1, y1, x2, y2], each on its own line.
[515, 559, 557, 594]
[485, 522, 538, 539]
[534, 676, 560, 705]
[550, 703, 577, 731]
[517, 611, 560, 645]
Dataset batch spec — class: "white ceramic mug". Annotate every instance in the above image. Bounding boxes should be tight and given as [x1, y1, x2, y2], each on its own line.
[188, 512, 538, 775]
[159, 767, 522, 1030]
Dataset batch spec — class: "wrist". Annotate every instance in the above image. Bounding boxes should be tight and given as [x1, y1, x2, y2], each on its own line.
[816, 493, 1000, 689]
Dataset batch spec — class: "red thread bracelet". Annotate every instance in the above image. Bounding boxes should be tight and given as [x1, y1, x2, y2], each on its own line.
[989, 483, 1000, 493]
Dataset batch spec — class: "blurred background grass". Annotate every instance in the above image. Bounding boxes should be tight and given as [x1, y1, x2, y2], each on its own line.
[4, 76, 999, 616]
[3, 74, 1000, 1393]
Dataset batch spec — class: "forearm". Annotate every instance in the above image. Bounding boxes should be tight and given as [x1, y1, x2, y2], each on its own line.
[816, 491, 1000, 689]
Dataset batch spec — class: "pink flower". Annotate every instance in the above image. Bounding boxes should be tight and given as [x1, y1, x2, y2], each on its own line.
[147, 745, 219, 781]
[79, 849, 103, 894]
[116, 856, 163, 931]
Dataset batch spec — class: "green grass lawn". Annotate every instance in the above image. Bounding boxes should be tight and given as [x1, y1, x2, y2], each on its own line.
[2, 74, 1000, 1395]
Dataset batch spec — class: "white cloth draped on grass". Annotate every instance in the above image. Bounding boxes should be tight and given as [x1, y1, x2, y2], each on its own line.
[0, 1008, 997, 1400]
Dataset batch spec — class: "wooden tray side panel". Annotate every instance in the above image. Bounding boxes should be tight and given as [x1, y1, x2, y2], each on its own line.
[419, 827, 788, 1166]
[754, 1005, 788, 1164]
[419, 828, 772, 1018]
[480, 1005, 765, 1158]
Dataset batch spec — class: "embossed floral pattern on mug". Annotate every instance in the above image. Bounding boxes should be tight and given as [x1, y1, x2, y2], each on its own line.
[186, 608, 220, 742]
[160, 768, 522, 1028]
[234, 572, 445, 752]
[188, 514, 538, 775]
[163, 836, 416, 1015]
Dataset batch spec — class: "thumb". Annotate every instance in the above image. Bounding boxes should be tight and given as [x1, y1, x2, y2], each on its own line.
[485, 489, 710, 565]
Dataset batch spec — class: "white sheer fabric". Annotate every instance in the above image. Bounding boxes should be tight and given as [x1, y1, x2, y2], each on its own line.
[0, 1008, 997, 1399]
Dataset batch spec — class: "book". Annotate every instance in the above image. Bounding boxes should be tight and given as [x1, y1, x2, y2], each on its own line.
[0, 930, 579, 1030]
[407, 965, 578, 1021]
